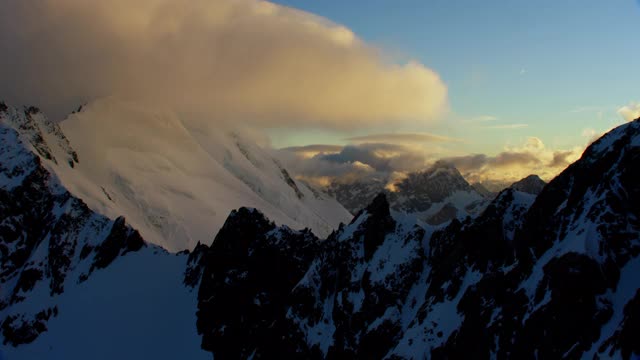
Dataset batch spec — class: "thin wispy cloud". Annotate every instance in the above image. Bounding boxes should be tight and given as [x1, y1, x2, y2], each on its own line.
[345, 132, 461, 144]
[466, 115, 498, 122]
[483, 124, 529, 129]
[282, 144, 343, 153]
[281, 144, 343, 158]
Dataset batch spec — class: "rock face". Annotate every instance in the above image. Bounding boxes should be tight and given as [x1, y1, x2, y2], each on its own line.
[191, 193, 427, 359]
[190, 207, 320, 358]
[509, 174, 546, 195]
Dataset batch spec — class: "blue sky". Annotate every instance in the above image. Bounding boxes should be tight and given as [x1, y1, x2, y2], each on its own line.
[269, 0, 640, 153]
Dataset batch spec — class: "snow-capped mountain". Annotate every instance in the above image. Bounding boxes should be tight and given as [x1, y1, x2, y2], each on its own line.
[328, 161, 488, 225]
[2, 100, 639, 360]
[2, 99, 352, 251]
[390, 161, 487, 225]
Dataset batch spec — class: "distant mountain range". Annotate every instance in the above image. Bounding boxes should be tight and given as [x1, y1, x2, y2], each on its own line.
[327, 161, 542, 227]
[1, 100, 639, 359]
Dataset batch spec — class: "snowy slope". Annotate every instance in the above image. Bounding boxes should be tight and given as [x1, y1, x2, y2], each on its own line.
[0, 116, 207, 358]
[1, 249, 209, 360]
[3, 99, 351, 251]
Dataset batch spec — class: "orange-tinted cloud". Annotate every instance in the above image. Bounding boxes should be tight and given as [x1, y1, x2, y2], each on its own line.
[442, 137, 583, 183]
[0, 0, 447, 128]
[618, 102, 640, 122]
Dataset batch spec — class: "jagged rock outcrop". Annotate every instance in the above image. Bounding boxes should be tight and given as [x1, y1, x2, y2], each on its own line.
[191, 207, 320, 358]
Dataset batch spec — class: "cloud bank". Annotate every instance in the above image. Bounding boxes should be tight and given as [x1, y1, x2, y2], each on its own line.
[282, 136, 584, 188]
[441, 137, 582, 184]
[0, 0, 447, 128]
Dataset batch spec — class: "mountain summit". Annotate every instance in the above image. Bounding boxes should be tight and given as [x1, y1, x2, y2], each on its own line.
[509, 174, 546, 195]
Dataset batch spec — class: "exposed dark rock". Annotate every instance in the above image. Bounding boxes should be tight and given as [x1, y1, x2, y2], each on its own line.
[510, 174, 546, 195]
[91, 216, 145, 272]
[281, 167, 304, 199]
[195, 207, 320, 358]
[358, 193, 396, 260]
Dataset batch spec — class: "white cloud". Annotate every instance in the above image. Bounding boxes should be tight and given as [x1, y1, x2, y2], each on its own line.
[0, 0, 447, 129]
[470, 115, 498, 122]
[618, 102, 640, 122]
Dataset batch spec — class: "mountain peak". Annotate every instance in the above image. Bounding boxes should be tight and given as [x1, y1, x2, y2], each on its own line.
[393, 163, 476, 205]
[365, 192, 391, 216]
[424, 160, 464, 180]
[212, 207, 276, 254]
[430, 159, 457, 169]
[0, 102, 78, 168]
[510, 174, 546, 195]
[583, 118, 640, 162]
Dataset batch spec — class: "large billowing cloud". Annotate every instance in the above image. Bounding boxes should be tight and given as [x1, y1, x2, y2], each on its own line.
[0, 0, 447, 127]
